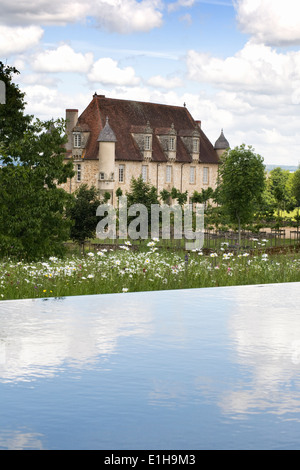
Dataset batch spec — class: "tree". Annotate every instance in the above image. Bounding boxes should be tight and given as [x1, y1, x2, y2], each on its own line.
[268, 167, 291, 218]
[192, 187, 214, 208]
[0, 63, 74, 260]
[291, 167, 300, 229]
[126, 175, 159, 210]
[66, 184, 100, 251]
[0, 164, 73, 260]
[170, 187, 188, 206]
[116, 187, 123, 198]
[126, 176, 159, 232]
[159, 189, 171, 205]
[216, 144, 266, 245]
[0, 62, 33, 161]
[292, 168, 300, 205]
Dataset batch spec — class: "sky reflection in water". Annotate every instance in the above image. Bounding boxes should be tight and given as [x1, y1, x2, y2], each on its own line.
[0, 283, 300, 449]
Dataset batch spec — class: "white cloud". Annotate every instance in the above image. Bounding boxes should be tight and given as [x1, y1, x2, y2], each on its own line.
[147, 75, 183, 89]
[168, 0, 196, 12]
[20, 83, 91, 120]
[92, 0, 163, 33]
[187, 41, 300, 95]
[0, 1, 88, 26]
[0, 25, 44, 55]
[234, 0, 300, 46]
[0, 0, 163, 33]
[88, 58, 140, 86]
[32, 44, 94, 73]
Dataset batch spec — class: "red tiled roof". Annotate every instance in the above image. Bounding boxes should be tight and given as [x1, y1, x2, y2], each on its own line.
[75, 95, 219, 164]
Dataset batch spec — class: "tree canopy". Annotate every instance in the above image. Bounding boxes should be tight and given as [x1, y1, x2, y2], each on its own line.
[215, 144, 266, 244]
[66, 184, 100, 247]
[0, 63, 74, 260]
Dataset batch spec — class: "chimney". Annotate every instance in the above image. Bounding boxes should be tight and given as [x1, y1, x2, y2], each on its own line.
[65, 109, 78, 151]
[196, 120, 201, 129]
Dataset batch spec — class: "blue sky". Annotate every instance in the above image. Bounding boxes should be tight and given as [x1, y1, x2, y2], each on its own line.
[1, 0, 300, 166]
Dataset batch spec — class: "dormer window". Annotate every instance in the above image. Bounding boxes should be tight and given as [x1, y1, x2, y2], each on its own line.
[169, 136, 176, 151]
[74, 132, 82, 148]
[144, 135, 152, 151]
[193, 138, 199, 153]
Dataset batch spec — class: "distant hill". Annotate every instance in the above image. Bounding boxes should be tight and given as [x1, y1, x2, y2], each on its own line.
[265, 164, 298, 173]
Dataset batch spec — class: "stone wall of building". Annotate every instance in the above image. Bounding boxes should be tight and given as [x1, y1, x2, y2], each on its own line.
[114, 160, 219, 203]
[60, 157, 219, 205]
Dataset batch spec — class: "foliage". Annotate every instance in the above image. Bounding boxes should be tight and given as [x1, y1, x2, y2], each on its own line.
[291, 168, 300, 206]
[66, 184, 100, 246]
[116, 187, 123, 198]
[0, 63, 74, 260]
[102, 191, 111, 203]
[0, 61, 33, 159]
[215, 144, 266, 243]
[2, 242, 300, 300]
[0, 164, 73, 260]
[170, 187, 188, 206]
[126, 175, 159, 210]
[192, 187, 214, 206]
[159, 189, 171, 204]
[268, 167, 293, 216]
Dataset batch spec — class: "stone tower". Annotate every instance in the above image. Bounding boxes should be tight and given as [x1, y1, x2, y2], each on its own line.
[97, 116, 117, 203]
[214, 129, 230, 158]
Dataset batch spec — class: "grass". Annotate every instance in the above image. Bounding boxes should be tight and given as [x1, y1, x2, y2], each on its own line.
[1, 239, 300, 301]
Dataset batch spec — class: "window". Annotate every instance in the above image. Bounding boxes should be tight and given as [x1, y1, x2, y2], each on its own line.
[203, 167, 209, 184]
[144, 135, 151, 151]
[142, 165, 148, 182]
[74, 133, 82, 148]
[193, 138, 199, 153]
[166, 165, 172, 183]
[77, 164, 81, 182]
[169, 137, 176, 151]
[119, 164, 125, 183]
[190, 166, 195, 184]
[100, 172, 105, 181]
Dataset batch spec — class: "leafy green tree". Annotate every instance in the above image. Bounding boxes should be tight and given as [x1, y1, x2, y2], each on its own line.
[116, 187, 123, 198]
[159, 189, 171, 204]
[126, 175, 159, 210]
[291, 167, 300, 229]
[66, 184, 100, 250]
[126, 176, 159, 232]
[0, 165, 73, 260]
[170, 187, 188, 206]
[292, 168, 300, 205]
[268, 167, 291, 218]
[102, 191, 111, 203]
[192, 187, 214, 208]
[0, 63, 74, 260]
[216, 144, 266, 245]
[0, 62, 33, 161]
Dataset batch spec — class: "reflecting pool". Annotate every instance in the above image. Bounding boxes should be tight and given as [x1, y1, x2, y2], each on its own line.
[1, 283, 300, 450]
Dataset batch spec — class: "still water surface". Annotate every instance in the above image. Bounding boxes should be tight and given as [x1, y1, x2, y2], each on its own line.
[0, 283, 300, 450]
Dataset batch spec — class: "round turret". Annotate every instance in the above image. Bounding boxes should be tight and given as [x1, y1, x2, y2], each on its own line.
[214, 129, 229, 150]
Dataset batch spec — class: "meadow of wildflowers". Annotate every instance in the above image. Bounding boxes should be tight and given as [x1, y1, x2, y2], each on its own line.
[1, 239, 300, 301]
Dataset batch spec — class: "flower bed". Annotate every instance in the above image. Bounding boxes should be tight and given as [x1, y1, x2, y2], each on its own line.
[1, 240, 300, 300]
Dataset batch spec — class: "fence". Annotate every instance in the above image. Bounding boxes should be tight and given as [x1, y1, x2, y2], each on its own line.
[84, 227, 300, 254]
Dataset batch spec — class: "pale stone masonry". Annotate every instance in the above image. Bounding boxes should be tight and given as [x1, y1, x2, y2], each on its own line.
[61, 94, 229, 205]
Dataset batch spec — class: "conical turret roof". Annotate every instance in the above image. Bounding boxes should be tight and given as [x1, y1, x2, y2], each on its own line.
[214, 129, 229, 150]
[97, 116, 117, 142]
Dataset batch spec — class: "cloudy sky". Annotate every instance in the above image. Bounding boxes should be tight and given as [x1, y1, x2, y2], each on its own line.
[1, 0, 300, 166]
